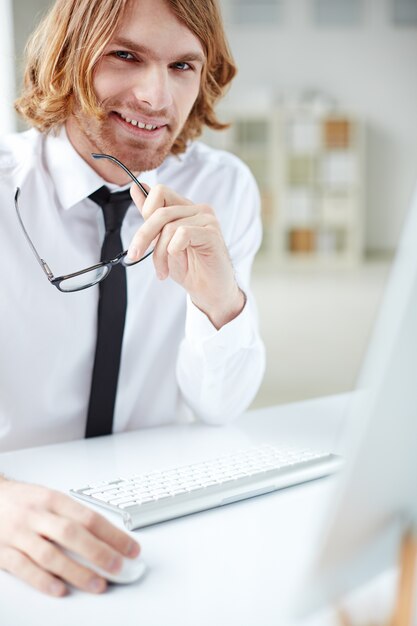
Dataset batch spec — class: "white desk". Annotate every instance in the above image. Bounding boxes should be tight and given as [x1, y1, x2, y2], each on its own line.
[0, 395, 350, 626]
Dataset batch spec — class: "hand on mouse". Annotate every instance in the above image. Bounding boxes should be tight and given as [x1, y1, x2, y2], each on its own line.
[0, 477, 140, 596]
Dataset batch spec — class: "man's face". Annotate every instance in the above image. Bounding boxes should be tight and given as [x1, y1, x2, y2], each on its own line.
[67, 0, 205, 174]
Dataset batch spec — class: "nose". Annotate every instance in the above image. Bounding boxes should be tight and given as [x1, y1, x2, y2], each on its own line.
[131, 65, 173, 111]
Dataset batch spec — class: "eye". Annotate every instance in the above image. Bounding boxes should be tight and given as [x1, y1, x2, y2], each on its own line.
[171, 61, 192, 71]
[113, 50, 135, 61]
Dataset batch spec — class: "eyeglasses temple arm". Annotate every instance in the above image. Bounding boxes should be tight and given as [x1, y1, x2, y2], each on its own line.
[14, 188, 54, 280]
[91, 154, 149, 198]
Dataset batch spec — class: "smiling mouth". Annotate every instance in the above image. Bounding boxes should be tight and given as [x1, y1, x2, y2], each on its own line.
[115, 111, 165, 131]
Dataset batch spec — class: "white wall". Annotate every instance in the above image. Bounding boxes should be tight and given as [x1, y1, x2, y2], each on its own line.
[223, 0, 417, 252]
[0, 0, 16, 134]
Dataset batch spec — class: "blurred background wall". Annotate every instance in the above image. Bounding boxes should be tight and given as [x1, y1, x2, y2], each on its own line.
[222, 0, 417, 253]
[0, 0, 15, 135]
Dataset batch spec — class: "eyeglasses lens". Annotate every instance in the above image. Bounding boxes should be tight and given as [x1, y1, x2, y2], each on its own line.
[59, 265, 110, 292]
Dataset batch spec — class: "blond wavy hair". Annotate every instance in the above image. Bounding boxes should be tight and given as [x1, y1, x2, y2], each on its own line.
[15, 0, 237, 154]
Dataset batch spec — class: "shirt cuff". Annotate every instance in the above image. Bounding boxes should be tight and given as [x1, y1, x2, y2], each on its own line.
[184, 294, 255, 362]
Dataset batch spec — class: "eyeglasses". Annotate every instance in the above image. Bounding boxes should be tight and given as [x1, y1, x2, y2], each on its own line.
[14, 153, 153, 293]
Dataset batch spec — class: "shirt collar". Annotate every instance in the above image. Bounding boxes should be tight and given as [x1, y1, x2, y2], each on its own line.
[44, 125, 158, 211]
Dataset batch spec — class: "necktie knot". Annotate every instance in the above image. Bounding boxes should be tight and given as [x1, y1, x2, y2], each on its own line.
[89, 186, 132, 233]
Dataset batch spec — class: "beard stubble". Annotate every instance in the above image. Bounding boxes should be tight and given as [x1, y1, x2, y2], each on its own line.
[74, 106, 178, 173]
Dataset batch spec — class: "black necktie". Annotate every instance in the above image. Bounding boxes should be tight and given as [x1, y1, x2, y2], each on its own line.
[85, 186, 132, 438]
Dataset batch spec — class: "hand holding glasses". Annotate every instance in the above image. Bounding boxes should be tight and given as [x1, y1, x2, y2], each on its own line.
[14, 153, 152, 292]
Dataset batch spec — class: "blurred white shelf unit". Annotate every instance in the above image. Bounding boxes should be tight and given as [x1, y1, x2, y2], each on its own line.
[278, 111, 365, 266]
[203, 107, 365, 267]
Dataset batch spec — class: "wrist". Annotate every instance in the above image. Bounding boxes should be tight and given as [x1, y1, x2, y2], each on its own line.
[192, 286, 246, 330]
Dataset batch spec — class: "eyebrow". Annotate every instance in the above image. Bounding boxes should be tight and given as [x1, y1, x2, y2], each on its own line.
[109, 36, 206, 65]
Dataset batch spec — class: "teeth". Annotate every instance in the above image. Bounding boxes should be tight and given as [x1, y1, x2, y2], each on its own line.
[120, 113, 157, 130]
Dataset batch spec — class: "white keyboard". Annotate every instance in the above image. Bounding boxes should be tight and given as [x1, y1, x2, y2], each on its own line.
[70, 444, 343, 530]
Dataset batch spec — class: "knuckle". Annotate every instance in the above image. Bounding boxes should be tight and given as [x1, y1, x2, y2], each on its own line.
[59, 519, 78, 543]
[161, 221, 176, 238]
[201, 203, 214, 216]
[206, 214, 218, 228]
[207, 222, 220, 236]
[38, 487, 56, 509]
[37, 542, 57, 566]
[80, 508, 100, 532]
[177, 225, 188, 238]
[208, 214, 219, 226]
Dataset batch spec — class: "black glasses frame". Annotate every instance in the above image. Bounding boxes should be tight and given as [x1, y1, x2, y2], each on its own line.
[14, 153, 152, 293]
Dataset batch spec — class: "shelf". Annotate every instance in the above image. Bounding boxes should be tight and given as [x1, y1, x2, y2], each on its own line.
[203, 107, 365, 268]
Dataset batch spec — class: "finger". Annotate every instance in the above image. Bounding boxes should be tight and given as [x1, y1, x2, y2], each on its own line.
[0, 545, 67, 597]
[130, 181, 150, 212]
[29, 509, 131, 574]
[153, 213, 213, 279]
[34, 491, 140, 558]
[167, 223, 219, 256]
[16, 533, 107, 594]
[141, 184, 193, 220]
[127, 204, 201, 262]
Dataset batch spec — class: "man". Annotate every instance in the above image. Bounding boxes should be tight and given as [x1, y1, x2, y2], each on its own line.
[0, 0, 264, 596]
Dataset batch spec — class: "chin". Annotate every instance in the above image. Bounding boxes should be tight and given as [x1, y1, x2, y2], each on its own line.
[115, 147, 172, 173]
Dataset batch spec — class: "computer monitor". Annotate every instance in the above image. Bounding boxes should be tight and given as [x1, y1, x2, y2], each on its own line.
[297, 180, 417, 617]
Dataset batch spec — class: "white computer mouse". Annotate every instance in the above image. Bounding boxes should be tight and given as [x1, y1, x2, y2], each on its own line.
[65, 550, 147, 584]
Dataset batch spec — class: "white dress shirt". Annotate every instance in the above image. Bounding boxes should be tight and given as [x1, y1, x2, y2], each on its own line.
[0, 127, 265, 452]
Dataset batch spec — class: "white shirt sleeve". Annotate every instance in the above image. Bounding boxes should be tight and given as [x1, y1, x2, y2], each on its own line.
[177, 296, 265, 424]
[176, 160, 266, 424]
